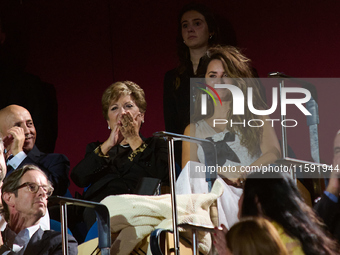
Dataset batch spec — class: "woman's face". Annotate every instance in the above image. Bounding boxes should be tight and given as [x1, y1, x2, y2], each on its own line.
[205, 59, 233, 100]
[107, 95, 144, 130]
[181, 10, 210, 49]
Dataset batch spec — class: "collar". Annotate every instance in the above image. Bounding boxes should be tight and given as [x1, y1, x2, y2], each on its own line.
[3, 224, 40, 253]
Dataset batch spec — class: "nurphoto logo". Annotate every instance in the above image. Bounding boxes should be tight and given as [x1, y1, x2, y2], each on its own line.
[196, 79, 312, 128]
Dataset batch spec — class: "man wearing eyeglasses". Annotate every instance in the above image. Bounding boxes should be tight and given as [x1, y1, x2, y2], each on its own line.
[0, 105, 69, 196]
[0, 165, 77, 254]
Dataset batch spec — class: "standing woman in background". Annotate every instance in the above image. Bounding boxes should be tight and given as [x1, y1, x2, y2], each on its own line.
[163, 3, 220, 167]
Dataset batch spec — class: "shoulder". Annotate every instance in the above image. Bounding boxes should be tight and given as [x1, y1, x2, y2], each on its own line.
[164, 68, 178, 79]
[40, 152, 70, 166]
[86, 141, 102, 150]
[144, 136, 167, 147]
[271, 221, 304, 255]
[164, 68, 178, 90]
[41, 229, 74, 239]
[27, 146, 69, 169]
[26, 229, 77, 255]
[42, 230, 78, 251]
[184, 123, 196, 136]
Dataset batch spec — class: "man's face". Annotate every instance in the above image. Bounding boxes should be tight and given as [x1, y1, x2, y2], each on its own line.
[333, 133, 340, 167]
[0, 107, 36, 153]
[11, 170, 48, 222]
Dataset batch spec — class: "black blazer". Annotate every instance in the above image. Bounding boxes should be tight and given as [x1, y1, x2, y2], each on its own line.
[314, 194, 340, 243]
[71, 137, 169, 202]
[25, 228, 78, 255]
[7, 145, 70, 196]
[0, 228, 78, 255]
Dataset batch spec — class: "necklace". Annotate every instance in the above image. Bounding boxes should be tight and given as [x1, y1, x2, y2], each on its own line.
[120, 143, 130, 148]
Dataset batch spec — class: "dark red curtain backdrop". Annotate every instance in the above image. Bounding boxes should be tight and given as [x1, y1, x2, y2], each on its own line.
[1, 0, 339, 195]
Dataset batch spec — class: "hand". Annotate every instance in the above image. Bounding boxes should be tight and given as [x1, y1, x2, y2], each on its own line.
[109, 125, 124, 147]
[4, 127, 25, 157]
[326, 170, 340, 197]
[101, 126, 124, 155]
[213, 224, 228, 255]
[218, 166, 246, 188]
[118, 112, 140, 141]
[118, 112, 143, 150]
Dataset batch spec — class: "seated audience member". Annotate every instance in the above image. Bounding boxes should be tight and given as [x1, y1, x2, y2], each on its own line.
[0, 165, 77, 254]
[178, 45, 280, 229]
[182, 45, 281, 179]
[225, 217, 288, 255]
[240, 171, 339, 255]
[214, 171, 339, 255]
[0, 139, 50, 234]
[0, 105, 70, 196]
[314, 130, 340, 243]
[71, 81, 168, 227]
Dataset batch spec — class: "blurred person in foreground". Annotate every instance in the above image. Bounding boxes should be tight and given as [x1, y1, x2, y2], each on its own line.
[224, 217, 288, 255]
[214, 171, 339, 255]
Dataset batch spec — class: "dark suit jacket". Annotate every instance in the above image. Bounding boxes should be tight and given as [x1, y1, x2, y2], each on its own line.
[314, 194, 340, 243]
[7, 145, 70, 196]
[1, 228, 78, 255]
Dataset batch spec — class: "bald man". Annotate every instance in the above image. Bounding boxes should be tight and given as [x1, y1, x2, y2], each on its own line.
[0, 105, 69, 196]
[314, 130, 340, 243]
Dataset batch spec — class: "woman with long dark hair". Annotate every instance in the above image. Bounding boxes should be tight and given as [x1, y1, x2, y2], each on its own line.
[177, 45, 280, 229]
[182, 45, 280, 179]
[241, 171, 339, 255]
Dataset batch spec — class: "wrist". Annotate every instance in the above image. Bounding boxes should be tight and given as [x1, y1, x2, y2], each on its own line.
[100, 141, 112, 155]
[12, 148, 23, 156]
[126, 136, 143, 151]
[94, 145, 110, 158]
[128, 142, 148, 161]
[326, 186, 339, 197]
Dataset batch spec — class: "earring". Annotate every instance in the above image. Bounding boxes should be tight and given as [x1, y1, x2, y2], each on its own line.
[209, 35, 213, 39]
[142, 120, 145, 124]
[108, 126, 111, 130]
[183, 40, 185, 43]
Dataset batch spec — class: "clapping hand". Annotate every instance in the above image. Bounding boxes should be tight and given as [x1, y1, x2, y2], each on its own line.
[3, 127, 25, 158]
[118, 112, 140, 141]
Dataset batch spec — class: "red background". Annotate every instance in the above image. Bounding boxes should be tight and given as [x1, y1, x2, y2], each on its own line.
[1, 0, 339, 195]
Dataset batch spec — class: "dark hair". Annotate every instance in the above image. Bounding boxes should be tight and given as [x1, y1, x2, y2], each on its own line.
[241, 171, 339, 255]
[176, 3, 220, 78]
[101, 80, 146, 120]
[0, 165, 50, 222]
[193, 45, 267, 157]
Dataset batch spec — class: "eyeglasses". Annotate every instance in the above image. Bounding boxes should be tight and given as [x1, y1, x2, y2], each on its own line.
[14, 182, 54, 197]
